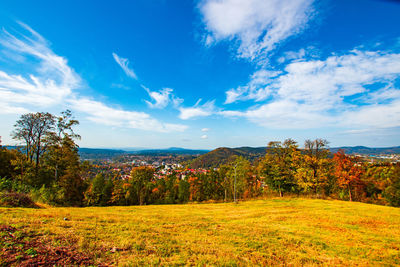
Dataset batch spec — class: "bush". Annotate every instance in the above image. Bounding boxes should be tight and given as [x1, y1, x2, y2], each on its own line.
[0, 177, 31, 193]
[0, 192, 37, 208]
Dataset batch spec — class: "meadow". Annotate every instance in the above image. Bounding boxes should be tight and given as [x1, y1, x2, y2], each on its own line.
[1, 198, 400, 266]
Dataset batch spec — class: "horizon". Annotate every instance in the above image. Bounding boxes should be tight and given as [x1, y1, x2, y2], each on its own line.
[1, 0, 400, 149]
[4, 144, 400, 151]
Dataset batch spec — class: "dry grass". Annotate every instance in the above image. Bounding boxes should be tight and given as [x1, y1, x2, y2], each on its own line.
[1, 198, 400, 266]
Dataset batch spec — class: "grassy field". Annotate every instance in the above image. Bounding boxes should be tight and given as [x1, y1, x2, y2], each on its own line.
[1, 198, 400, 266]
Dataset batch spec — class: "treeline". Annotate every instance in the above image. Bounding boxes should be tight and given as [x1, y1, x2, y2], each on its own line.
[1, 112, 400, 207]
[0, 111, 85, 206]
[82, 139, 400, 207]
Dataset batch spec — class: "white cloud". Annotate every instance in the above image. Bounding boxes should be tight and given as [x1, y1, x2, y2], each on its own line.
[199, 0, 315, 61]
[112, 52, 137, 79]
[225, 69, 280, 103]
[277, 47, 311, 64]
[142, 86, 183, 109]
[178, 100, 215, 120]
[201, 128, 210, 132]
[143, 86, 172, 109]
[0, 22, 187, 133]
[69, 97, 188, 133]
[221, 49, 400, 129]
[0, 22, 80, 111]
[201, 134, 208, 139]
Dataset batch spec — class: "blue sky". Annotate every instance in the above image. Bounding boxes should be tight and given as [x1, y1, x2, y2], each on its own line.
[0, 0, 400, 149]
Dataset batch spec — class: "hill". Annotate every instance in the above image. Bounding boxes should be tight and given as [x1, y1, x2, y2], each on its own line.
[189, 147, 266, 168]
[188, 145, 400, 168]
[1, 199, 399, 266]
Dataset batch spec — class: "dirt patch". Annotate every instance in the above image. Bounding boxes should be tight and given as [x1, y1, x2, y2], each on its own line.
[0, 225, 96, 266]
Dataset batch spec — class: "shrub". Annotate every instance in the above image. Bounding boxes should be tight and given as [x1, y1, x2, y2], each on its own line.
[0, 192, 37, 208]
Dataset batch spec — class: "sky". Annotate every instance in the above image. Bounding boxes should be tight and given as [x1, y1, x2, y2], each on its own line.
[0, 0, 400, 149]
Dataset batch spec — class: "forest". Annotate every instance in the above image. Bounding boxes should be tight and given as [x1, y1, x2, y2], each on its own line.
[1, 111, 400, 208]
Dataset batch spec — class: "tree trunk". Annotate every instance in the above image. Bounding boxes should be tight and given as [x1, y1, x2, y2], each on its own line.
[348, 184, 352, 201]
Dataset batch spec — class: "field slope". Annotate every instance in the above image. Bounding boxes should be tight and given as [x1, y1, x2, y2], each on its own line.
[1, 199, 400, 266]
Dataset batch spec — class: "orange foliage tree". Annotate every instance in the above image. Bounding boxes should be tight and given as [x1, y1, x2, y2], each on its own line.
[333, 150, 364, 201]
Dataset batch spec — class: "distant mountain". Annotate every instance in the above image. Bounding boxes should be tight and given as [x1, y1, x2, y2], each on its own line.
[329, 146, 400, 155]
[133, 148, 209, 156]
[78, 147, 209, 159]
[78, 148, 127, 159]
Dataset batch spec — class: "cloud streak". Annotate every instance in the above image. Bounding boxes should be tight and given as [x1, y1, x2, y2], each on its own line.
[112, 52, 138, 79]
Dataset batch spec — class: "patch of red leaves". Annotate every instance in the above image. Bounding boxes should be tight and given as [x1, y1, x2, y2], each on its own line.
[0, 225, 95, 266]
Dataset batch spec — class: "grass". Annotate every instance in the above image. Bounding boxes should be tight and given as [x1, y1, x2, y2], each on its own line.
[1, 198, 400, 266]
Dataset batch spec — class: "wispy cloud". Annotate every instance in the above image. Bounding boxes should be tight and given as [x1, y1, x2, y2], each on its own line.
[69, 97, 188, 132]
[0, 21, 80, 112]
[178, 99, 216, 120]
[225, 69, 280, 103]
[199, 0, 315, 61]
[112, 52, 137, 79]
[0, 22, 187, 133]
[142, 86, 183, 109]
[201, 134, 208, 139]
[201, 128, 210, 132]
[221, 49, 400, 129]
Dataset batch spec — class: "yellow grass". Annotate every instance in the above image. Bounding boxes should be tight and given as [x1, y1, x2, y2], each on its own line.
[1, 198, 400, 266]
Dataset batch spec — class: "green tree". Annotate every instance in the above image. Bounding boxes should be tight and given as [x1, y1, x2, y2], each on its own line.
[260, 139, 299, 197]
[382, 164, 400, 207]
[178, 178, 190, 203]
[226, 156, 251, 201]
[130, 166, 154, 205]
[0, 137, 17, 179]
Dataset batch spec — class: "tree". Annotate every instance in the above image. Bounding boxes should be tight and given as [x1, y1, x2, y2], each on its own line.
[12, 112, 55, 169]
[226, 156, 251, 201]
[295, 139, 331, 195]
[178, 178, 190, 203]
[333, 150, 364, 201]
[382, 164, 400, 207]
[0, 137, 17, 179]
[130, 166, 154, 205]
[259, 139, 300, 197]
[49, 110, 80, 182]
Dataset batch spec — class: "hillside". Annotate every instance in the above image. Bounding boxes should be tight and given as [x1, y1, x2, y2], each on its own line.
[188, 145, 400, 168]
[1, 199, 400, 266]
[188, 147, 264, 168]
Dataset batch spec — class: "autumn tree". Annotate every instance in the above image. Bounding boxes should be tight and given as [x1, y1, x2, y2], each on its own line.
[12, 112, 55, 169]
[259, 139, 299, 197]
[333, 150, 364, 201]
[295, 139, 332, 195]
[45, 110, 80, 182]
